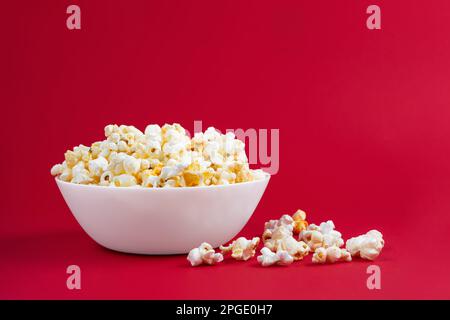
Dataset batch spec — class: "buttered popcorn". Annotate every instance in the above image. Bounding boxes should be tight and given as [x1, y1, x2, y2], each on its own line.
[50, 124, 266, 188]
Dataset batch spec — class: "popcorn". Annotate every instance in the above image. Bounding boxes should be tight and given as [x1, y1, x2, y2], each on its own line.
[187, 243, 224, 267]
[264, 233, 310, 261]
[112, 174, 137, 187]
[292, 209, 308, 234]
[123, 156, 141, 175]
[346, 230, 384, 260]
[88, 156, 108, 177]
[100, 171, 113, 186]
[59, 163, 72, 182]
[51, 123, 266, 188]
[263, 228, 307, 260]
[261, 211, 310, 261]
[220, 237, 260, 261]
[70, 162, 92, 184]
[300, 220, 344, 251]
[257, 247, 294, 267]
[262, 214, 294, 241]
[312, 246, 352, 264]
[262, 209, 308, 241]
[263, 224, 292, 244]
[50, 164, 64, 176]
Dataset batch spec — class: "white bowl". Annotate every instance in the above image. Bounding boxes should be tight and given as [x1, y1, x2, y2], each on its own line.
[55, 174, 270, 254]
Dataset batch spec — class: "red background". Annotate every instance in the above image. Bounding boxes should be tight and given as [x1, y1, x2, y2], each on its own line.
[2, 0, 450, 299]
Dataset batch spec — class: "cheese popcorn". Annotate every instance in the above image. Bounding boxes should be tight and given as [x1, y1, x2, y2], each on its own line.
[300, 220, 344, 252]
[187, 243, 224, 267]
[51, 123, 266, 188]
[257, 247, 294, 267]
[346, 230, 384, 261]
[220, 237, 260, 261]
[312, 246, 352, 264]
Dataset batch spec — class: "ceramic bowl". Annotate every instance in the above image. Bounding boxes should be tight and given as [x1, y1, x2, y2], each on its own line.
[55, 173, 270, 254]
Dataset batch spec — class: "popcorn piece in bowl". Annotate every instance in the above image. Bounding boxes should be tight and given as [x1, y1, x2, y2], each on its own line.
[312, 246, 352, 264]
[257, 247, 294, 267]
[300, 220, 344, 252]
[51, 123, 266, 188]
[187, 243, 224, 267]
[50, 163, 64, 176]
[346, 230, 384, 261]
[70, 161, 92, 184]
[220, 237, 260, 261]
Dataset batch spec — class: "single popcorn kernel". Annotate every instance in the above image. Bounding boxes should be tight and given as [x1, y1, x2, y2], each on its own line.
[292, 209, 308, 234]
[220, 237, 260, 261]
[112, 174, 137, 187]
[346, 230, 384, 261]
[50, 123, 266, 188]
[50, 164, 64, 176]
[183, 171, 201, 187]
[64, 150, 79, 168]
[187, 243, 224, 267]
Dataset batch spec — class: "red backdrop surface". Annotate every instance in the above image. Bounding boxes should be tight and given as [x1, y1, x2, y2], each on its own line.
[1, 0, 450, 299]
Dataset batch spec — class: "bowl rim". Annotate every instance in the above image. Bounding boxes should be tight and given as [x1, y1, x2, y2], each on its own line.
[55, 172, 270, 191]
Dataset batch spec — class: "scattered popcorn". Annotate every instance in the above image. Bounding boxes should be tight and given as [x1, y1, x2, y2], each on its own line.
[346, 230, 384, 260]
[300, 220, 344, 252]
[264, 233, 310, 260]
[187, 243, 224, 267]
[186, 218, 383, 268]
[312, 246, 352, 264]
[262, 209, 308, 241]
[292, 209, 308, 234]
[261, 211, 310, 261]
[263, 224, 308, 261]
[51, 124, 266, 188]
[257, 247, 294, 267]
[220, 237, 260, 261]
